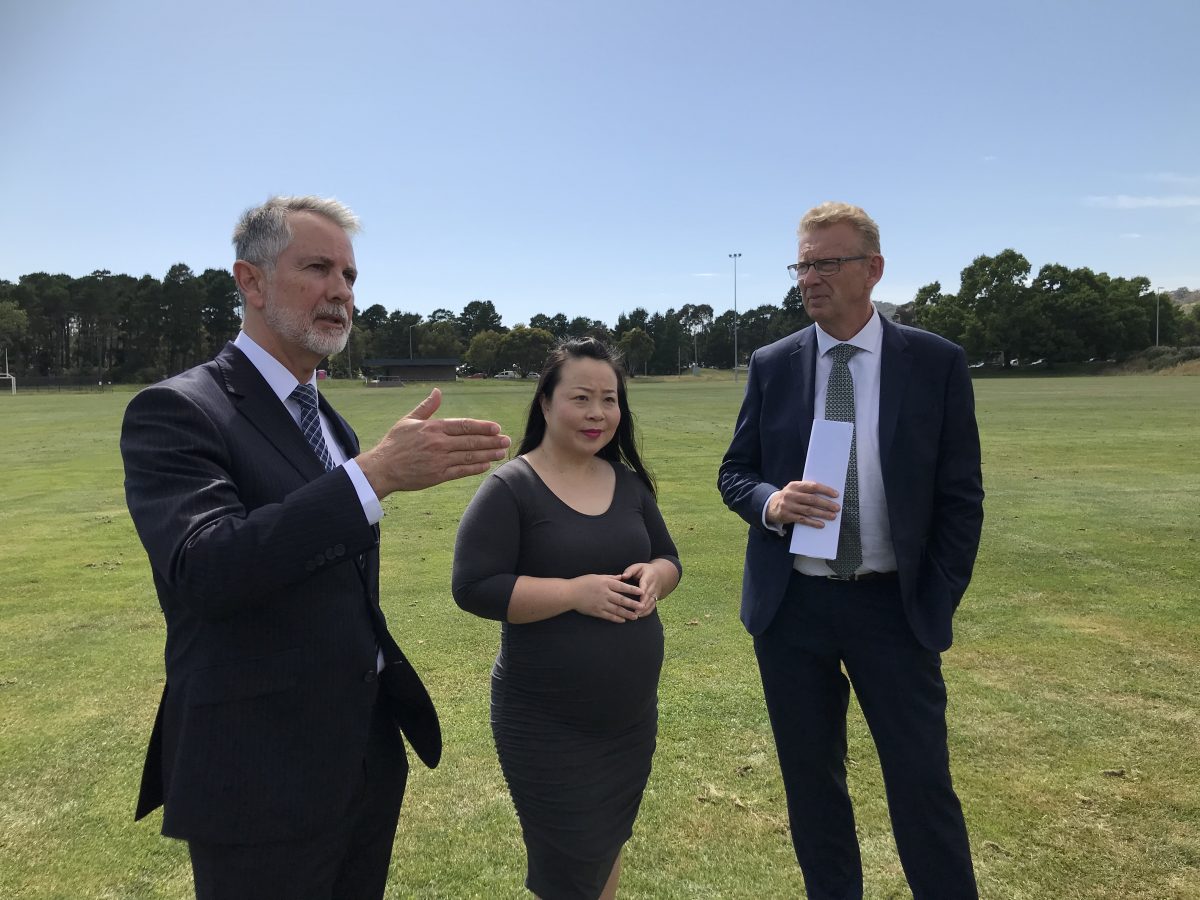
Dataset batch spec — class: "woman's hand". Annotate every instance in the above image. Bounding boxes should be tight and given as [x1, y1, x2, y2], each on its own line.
[569, 574, 643, 624]
[620, 561, 671, 619]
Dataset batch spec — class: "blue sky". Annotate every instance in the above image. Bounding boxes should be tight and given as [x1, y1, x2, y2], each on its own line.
[2, 0, 1197, 328]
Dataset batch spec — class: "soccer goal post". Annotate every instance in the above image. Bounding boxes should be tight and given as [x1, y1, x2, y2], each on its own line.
[0, 374, 15, 395]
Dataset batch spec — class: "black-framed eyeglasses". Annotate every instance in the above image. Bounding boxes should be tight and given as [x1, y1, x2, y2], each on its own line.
[787, 256, 867, 280]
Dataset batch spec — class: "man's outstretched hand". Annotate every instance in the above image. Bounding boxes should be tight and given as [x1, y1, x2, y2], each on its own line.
[356, 388, 510, 497]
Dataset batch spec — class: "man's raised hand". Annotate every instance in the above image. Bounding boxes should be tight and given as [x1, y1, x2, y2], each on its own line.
[357, 388, 510, 497]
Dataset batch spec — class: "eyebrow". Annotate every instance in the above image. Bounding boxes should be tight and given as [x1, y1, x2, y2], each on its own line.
[300, 254, 332, 265]
[301, 254, 357, 276]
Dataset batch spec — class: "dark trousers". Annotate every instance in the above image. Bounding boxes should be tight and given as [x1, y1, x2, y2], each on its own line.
[188, 696, 408, 900]
[754, 572, 977, 900]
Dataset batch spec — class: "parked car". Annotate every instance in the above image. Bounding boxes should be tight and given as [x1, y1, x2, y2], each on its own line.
[494, 370, 520, 379]
[524, 372, 539, 379]
[466, 373, 486, 379]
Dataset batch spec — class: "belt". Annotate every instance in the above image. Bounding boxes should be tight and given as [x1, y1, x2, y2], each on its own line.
[806, 570, 898, 583]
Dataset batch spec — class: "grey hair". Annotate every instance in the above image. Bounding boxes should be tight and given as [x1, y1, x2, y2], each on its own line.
[232, 195, 361, 273]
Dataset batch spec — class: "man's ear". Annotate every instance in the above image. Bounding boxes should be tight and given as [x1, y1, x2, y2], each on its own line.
[233, 260, 268, 310]
[866, 254, 885, 291]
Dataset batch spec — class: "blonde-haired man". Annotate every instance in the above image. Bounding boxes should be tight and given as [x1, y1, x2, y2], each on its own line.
[719, 202, 982, 898]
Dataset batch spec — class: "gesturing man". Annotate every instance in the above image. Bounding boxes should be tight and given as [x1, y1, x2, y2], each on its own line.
[718, 202, 983, 899]
[121, 195, 510, 899]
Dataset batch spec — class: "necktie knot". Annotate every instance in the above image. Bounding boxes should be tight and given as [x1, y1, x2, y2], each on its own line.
[290, 383, 319, 412]
[829, 343, 860, 364]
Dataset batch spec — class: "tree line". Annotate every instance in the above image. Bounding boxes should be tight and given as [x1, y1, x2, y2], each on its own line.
[1, 252, 1196, 381]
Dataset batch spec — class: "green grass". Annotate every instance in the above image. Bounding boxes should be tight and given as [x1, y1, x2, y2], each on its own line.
[1, 374, 1197, 899]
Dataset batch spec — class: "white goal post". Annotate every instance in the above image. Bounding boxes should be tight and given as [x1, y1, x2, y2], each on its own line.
[0, 374, 15, 395]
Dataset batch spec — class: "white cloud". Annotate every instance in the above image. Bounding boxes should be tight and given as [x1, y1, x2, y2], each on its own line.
[981, 155, 998, 162]
[1120, 233, 1142, 239]
[1084, 194, 1200, 209]
[692, 272, 719, 278]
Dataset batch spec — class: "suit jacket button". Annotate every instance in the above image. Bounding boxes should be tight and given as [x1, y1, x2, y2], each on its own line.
[363, 670, 377, 683]
[325, 547, 337, 560]
[334, 543, 346, 557]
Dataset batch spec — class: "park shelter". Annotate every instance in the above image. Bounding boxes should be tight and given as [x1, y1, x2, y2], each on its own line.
[363, 357, 459, 383]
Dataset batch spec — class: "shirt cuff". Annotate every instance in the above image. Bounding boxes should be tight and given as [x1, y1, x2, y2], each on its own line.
[343, 459, 384, 525]
[762, 491, 786, 535]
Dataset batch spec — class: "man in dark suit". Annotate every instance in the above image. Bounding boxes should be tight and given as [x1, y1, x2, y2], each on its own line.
[718, 202, 983, 899]
[121, 195, 511, 899]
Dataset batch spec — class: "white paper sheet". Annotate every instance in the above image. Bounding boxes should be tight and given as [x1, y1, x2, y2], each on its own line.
[788, 419, 854, 560]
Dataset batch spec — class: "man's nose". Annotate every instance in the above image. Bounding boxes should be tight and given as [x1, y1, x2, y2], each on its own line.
[328, 274, 353, 302]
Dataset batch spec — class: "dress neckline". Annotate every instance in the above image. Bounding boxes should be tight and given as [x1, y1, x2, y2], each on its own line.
[515, 456, 618, 519]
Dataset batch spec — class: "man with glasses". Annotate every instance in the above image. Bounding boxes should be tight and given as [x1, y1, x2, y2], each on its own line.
[718, 202, 983, 898]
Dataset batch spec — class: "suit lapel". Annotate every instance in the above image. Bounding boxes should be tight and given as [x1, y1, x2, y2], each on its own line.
[214, 343, 326, 481]
[878, 317, 911, 462]
[789, 326, 818, 452]
[319, 392, 361, 458]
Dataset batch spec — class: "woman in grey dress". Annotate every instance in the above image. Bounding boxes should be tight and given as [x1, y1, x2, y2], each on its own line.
[452, 337, 682, 900]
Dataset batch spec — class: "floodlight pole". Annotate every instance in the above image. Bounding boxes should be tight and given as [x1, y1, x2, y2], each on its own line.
[1152, 290, 1161, 348]
[729, 252, 741, 382]
[408, 324, 415, 359]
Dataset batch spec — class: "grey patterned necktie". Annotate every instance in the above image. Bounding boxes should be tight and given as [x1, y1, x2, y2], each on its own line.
[825, 343, 862, 576]
[289, 383, 335, 471]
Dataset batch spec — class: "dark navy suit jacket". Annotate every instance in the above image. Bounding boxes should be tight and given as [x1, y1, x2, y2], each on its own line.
[121, 342, 440, 845]
[718, 316, 984, 652]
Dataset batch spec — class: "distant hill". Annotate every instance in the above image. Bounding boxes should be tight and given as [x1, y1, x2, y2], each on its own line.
[1170, 287, 1199, 307]
[875, 301, 899, 320]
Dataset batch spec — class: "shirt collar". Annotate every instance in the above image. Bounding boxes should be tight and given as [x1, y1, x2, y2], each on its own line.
[233, 331, 316, 404]
[815, 306, 882, 357]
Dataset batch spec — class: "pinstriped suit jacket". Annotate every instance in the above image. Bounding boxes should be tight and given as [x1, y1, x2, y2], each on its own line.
[121, 342, 439, 845]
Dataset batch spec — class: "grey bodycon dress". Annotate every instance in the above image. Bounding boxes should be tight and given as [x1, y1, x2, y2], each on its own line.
[452, 457, 681, 900]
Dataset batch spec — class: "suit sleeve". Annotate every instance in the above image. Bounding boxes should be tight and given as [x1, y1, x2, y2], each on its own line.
[120, 382, 377, 623]
[925, 346, 985, 606]
[717, 350, 784, 534]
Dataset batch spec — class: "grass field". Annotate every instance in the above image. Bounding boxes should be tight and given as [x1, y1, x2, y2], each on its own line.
[1, 374, 1197, 899]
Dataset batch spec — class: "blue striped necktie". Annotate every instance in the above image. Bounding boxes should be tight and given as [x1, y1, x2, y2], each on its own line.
[289, 383, 335, 471]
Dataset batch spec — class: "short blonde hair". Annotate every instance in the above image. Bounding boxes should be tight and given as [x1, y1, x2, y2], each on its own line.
[798, 202, 881, 256]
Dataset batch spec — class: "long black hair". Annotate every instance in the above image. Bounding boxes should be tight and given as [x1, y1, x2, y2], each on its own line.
[517, 337, 657, 495]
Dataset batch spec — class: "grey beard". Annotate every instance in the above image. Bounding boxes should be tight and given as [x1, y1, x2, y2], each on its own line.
[264, 301, 350, 358]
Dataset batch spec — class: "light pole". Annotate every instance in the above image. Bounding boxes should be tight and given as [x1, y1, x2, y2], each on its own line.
[408, 324, 415, 359]
[1155, 290, 1160, 347]
[728, 252, 741, 382]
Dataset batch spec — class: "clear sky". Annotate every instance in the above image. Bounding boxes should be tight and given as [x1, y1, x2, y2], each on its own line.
[2, 0, 1197, 328]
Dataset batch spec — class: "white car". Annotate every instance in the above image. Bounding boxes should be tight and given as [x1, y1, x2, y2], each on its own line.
[494, 370, 520, 379]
